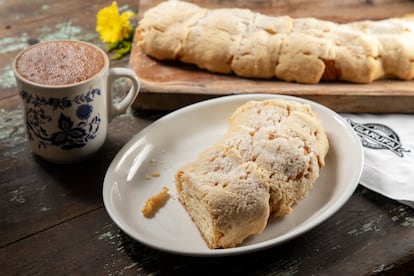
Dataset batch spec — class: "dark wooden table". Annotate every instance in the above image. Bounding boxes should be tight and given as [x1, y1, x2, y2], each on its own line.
[1, 0, 414, 275]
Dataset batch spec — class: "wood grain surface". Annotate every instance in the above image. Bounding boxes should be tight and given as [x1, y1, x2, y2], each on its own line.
[1, 0, 414, 275]
[130, 0, 414, 112]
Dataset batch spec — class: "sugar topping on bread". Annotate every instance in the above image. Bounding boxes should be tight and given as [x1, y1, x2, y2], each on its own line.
[175, 99, 329, 249]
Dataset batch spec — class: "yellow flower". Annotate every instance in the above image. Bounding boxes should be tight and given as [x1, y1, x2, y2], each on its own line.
[96, 2, 135, 44]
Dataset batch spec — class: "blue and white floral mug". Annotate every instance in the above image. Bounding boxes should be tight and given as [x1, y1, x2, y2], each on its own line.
[13, 40, 140, 163]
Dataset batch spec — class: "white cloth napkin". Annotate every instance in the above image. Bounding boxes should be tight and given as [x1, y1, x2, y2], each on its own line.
[341, 113, 414, 208]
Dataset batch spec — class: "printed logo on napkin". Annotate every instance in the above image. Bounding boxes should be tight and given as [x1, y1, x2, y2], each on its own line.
[348, 119, 411, 157]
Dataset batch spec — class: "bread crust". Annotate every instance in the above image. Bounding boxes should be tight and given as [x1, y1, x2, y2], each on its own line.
[175, 99, 329, 249]
[137, 0, 414, 84]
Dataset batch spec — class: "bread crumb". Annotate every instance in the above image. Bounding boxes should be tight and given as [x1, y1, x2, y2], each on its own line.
[152, 172, 161, 177]
[141, 186, 169, 218]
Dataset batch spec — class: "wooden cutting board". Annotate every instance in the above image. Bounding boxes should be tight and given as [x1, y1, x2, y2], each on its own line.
[129, 0, 414, 113]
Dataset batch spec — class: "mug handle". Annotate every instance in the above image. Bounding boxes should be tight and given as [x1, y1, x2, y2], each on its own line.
[106, 67, 140, 121]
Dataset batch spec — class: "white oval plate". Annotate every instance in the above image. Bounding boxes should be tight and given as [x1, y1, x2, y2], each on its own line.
[103, 94, 364, 256]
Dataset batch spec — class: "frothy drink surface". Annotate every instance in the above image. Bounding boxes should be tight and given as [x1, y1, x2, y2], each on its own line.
[16, 41, 105, 86]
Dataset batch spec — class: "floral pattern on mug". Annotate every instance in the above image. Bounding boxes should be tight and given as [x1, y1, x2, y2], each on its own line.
[19, 89, 102, 150]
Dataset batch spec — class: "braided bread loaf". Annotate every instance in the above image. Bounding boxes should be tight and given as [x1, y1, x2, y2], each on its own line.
[136, 0, 414, 84]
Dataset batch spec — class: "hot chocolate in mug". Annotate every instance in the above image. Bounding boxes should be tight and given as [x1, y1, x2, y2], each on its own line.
[13, 40, 140, 163]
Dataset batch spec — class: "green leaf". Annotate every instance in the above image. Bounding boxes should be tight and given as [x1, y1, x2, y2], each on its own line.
[111, 41, 132, 60]
[107, 42, 120, 53]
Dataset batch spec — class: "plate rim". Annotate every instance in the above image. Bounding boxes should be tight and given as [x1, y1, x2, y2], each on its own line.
[103, 93, 364, 256]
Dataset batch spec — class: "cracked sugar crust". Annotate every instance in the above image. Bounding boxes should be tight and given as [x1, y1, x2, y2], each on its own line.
[227, 99, 328, 166]
[175, 144, 270, 249]
[221, 127, 320, 217]
[175, 99, 329, 248]
[221, 99, 327, 217]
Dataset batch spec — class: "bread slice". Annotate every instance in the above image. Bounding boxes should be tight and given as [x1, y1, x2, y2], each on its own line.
[175, 144, 270, 249]
[223, 99, 328, 216]
[175, 99, 329, 248]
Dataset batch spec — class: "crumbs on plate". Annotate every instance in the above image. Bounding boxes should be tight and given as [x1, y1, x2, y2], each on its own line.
[141, 186, 169, 218]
